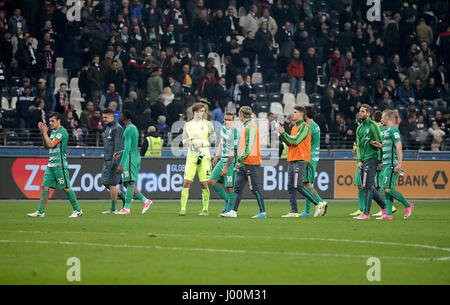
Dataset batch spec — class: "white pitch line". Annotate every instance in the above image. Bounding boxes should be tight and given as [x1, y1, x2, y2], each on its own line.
[0, 239, 444, 262]
[2, 230, 450, 253]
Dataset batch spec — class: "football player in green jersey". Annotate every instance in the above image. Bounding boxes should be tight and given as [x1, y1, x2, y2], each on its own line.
[299, 105, 327, 216]
[113, 110, 153, 215]
[209, 112, 239, 214]
[28, 112, 83, 218]
[373, 110, 414, 219]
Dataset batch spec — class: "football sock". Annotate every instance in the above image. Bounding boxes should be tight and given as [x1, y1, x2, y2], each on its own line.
[38, 189, 49, 213]
[387, 190, 411, 208]
[213, 183, 228, 202]
[201, 187, 210, 212]
[66, 189, 80, 211]
[134, 192, 148, 203]
[111, 200, 117, 211]
[254, 190, 265, 213]
[226, 191, 235, 212]
[180, 187, 189, 211]
[124, 185, 133, 210]
[378, 189, 385, 201]
[358, 188, 364, 211]
[385, 193, 393, 216]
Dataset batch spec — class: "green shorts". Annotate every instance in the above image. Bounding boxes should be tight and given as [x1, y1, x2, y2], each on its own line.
[42, 166, 71, 189]
[210, 159, 236, 188]
[302, 162, 317, 183]
[184, 155, 211, 182]
[381, 166, 398, 190]
[122, 153, 141, 183]
[354, 166, 361, 186]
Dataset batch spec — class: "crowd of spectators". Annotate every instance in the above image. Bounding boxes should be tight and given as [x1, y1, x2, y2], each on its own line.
[0, 0, 449, 151]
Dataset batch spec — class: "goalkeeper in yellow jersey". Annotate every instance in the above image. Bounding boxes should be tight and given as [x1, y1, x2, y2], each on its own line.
[179, 103, 216, 216]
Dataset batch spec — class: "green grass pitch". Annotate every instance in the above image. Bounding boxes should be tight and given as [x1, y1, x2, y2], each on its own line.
[0, 199, 449, 285]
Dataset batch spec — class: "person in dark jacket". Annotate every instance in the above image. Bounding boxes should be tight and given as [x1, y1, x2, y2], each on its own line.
[63, 32, 86, 80]
[16, 85, 35, 129]
[302, 47, 319, 95]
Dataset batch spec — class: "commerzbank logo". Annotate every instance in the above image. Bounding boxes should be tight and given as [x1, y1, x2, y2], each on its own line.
[432, 170, 448, 190]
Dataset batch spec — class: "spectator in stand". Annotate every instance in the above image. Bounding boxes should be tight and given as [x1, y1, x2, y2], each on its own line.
[398, 78, 416, 106]
[146, 66, 163, 103]
[16, 85, 35, 129]
[88, 55, 102, 106]
[287, 49, 304, 95]
[30, 98, 48, 132]
[107, 101, 122, 124]
[193, 9, 212, 57]
[36, 78, 55, 112]
[8, 8, 27, 36]
[99, 83, 122, 111]
[87, 108, 104, 146]
[328, 49, 344, 80]
[387, 54, 404, 84]
[399, 112, 418, 150]
[242, 31, 258, 74]
[434, 110, 448, 134]
[79, 100, 94, 129]
[231, 74, 251, 110]
[104, 60, 126, 97]
[54, 82, 73, 115]
[214, 76, 229, 109]
[259, 40, 277, 84]
[428, 120, 445, 151]
[225, 6, 241, 37]
[37, 43, 55, 92]
[423, 77, 444, 109]
[416, 17, 434, 45]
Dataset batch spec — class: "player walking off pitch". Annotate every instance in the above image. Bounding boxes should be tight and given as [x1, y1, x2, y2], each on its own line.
[113, 110, 153, 215]
[28, 112, 83, 218]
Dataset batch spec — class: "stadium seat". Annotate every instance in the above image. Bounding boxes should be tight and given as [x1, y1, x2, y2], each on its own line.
[266, 82, 280, 94]
[282, 92, 295, 105]
[268, 92, 282, 104]
[55, 57, 64, 70]
[1, 97, 9, 110]
[296, 92, 310, 106]
[236, 35, 245, 45]
[284, 102, 295, 116]
[10, 97, 17, 109]
[55, 68, 68, 79]
[238, 6, 246, 17]
[280, 82, 290, 94]
[252, 72, 263, 84]
[226, 101, 236, 113]
[255, 93, 268, 104]
[258, 112, 268, 119]
[69, 77, 79, 90]
[208, 52, 221, 66]
[54, 76, 68, 93]
[70, 88, 82, 100]
[253, 83, 265, 93]
[256, 103, 269, 114]
[309, 93, 322, 105]
[71, 98, 83, 115]
[270, 102, 283, 114]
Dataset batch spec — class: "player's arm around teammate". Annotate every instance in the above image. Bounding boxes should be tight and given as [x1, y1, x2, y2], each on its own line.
[278, 106, 327, 218]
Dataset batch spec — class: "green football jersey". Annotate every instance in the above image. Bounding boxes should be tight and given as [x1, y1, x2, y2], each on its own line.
[382, 125, 401, 167]
[119, 123, 140, 167]
[220, 126, 239, 161]
[309, 121, 320, 164]
[48, 127, 69, 168]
